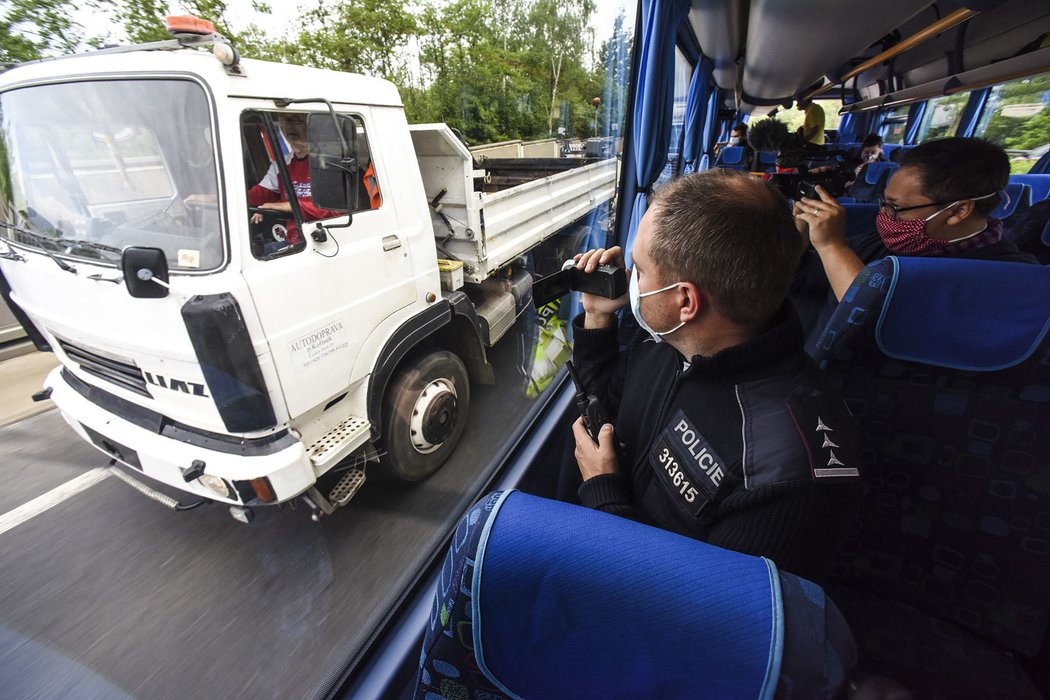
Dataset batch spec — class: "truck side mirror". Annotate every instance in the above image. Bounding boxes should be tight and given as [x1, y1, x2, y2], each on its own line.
[308, 112, 359, 213]
[122, 246, 169, 299]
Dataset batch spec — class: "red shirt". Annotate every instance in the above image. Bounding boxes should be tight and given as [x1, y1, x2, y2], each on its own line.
[248, 155, 341, 244]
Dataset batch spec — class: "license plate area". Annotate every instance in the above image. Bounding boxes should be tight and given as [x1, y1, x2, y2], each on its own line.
[83, 425, 142, 470]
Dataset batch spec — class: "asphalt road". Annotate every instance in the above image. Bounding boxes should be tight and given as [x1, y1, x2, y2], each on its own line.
[0, 317, 557, 699]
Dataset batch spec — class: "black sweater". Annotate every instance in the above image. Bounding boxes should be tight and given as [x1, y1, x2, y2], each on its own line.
[573, 304, 862, 584]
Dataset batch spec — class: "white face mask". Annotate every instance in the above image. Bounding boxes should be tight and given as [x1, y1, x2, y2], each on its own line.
[628, 267, 684, 343]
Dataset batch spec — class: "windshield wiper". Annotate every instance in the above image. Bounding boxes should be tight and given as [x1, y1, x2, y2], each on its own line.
[0, 223, 78, 273]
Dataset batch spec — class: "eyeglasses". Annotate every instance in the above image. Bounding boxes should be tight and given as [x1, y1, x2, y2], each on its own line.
[876, 196, 956, 221]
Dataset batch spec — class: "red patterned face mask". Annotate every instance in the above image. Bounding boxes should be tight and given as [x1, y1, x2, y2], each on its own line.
[874, 210, 952, 255]
[876, 192, 1001, 255]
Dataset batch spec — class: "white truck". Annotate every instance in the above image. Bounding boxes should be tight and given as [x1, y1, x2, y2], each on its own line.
[0, 22, 615, 521]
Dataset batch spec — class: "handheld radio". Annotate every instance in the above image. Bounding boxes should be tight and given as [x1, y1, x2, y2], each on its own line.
[566, 360, 612, 444]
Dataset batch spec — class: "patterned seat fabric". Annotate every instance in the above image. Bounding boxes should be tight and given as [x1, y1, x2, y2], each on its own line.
[417, 491, 512, 700]
[828, 586, 1044, 700]
[810, 256, 1050, 692]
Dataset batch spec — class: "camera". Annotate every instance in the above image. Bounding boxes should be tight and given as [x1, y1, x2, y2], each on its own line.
[533, 261, 628, 308]
[748, 118, 853, 200]
[767, 166, 852, 200]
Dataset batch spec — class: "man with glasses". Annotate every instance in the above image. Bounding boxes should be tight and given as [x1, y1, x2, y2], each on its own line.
[795, 137, 1036, 304]
[568, 170, 862, 585]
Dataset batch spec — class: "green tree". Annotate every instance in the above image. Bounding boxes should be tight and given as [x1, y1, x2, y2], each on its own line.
[295, 0, 418, 83]
[0, 0, 85, 63]
[524, 0, 595, 135]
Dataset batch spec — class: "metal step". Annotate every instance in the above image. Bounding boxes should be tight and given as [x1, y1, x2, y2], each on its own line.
[329, 468, 366, 506]
[306, 416, 370, 468]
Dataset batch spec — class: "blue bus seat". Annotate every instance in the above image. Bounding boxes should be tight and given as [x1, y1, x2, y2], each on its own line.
[848, 162, 898, 203]
[809, 256, 1050, 698]
[416, 490, 858, 700]
[1010, 174, 1050, 203]
[841, 203, 879, 240]
[758, 150, 777, 170]
[991, 182, 1032, 220]
[715, 145, 748, 170]
[881, 144, 902, 161]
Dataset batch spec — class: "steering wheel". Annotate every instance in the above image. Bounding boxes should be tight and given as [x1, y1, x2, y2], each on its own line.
[249, 206, 291, 243]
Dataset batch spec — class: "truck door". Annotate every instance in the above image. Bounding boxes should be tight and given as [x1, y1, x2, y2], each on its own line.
[238, 106, 418, 420]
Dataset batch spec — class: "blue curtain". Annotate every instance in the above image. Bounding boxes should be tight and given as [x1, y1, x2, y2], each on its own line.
[619, 0, 692, 268]
[701, 89, 721, 159]
[1029, 150, 1050, 175]
[955, 88, 991, 138]
[903, 102, 927, 144]
[837, 112, 857, 142]
[681, 58, 712, 174]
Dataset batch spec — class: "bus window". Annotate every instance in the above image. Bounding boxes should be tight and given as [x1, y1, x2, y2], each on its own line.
[976, 75, 1050, 174]
[914, 92, 968, 141]
[655, 46, 691, 186]
[878, 105, 909, 144]
[752, 100, 843, 138]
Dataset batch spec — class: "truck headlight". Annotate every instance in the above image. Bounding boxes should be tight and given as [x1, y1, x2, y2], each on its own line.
[198, 474, 231, 499]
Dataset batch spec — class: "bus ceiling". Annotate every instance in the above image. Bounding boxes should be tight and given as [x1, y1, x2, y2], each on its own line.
[682, 0, 1050, 114]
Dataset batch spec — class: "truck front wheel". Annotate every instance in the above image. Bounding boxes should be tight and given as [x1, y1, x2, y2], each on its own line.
[382, 350, 470, 481]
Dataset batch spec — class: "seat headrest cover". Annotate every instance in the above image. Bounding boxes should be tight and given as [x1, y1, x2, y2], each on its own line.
[863, 162, 897, 185]
[472, 491, 783, 700]
[876, 256, 1050, 371]
[720, 146, 744, 164]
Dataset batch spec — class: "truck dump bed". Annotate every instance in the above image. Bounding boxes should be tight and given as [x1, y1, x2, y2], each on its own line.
[409, 124, 616, 284]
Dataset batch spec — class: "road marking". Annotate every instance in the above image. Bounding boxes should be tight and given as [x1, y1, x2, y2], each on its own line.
[0, 467, 111, 536]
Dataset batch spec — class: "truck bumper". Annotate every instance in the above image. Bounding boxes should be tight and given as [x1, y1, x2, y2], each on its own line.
[47, 367, 315, 505]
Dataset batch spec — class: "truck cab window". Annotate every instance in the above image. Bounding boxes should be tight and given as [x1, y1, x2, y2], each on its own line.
[241, 110, 379, 259]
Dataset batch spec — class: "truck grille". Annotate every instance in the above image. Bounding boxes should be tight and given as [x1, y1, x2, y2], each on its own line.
[58, 340, 151, 398]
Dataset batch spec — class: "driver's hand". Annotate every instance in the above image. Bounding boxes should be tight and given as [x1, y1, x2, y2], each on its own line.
[573, 246, 628, 328]
[795, 186, 846, 251]
[251, 201, 293, 224]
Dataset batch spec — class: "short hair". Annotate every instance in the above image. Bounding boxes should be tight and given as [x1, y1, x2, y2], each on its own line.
[732, 123, 747, 134]
[861, 133, 882, 148]
[647, 170, 803, 328]
[897, 137, 1009, 216]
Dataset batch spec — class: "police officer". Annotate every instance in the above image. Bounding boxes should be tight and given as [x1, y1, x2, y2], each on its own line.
[571, 169, 862, 584]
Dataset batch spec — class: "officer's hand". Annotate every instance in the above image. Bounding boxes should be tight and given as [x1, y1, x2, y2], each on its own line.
[573, 246, 628, 328]
[796, 186, 846, 251]
[573, 417, 619, 481]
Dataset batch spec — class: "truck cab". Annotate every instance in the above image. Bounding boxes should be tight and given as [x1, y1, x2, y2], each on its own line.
[0, 42, 456, 516]
[0, 29, 615, 521]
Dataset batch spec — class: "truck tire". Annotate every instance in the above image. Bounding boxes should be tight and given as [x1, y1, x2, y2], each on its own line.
[382, 349, 470, 481]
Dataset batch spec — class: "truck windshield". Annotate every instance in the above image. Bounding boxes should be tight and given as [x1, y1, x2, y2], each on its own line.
[0, 78, 223, 270]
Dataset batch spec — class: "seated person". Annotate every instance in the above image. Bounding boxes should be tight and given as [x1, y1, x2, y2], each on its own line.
[713, 123, 751, 163]
[249, 114, 342, 254]
[569, 170, 863, 584]
[794, 137, 1038, 313]
[852, 133, 886, 176]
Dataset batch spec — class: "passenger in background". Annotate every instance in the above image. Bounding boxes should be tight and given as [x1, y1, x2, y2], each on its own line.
[795, 137, 1037, 306]
[713, 123, 751, 163]
[728, 122, 748, 149]
[569, 170, 862, 585]
[853, 133, 885, 176]
[797, 96, 825, 146]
